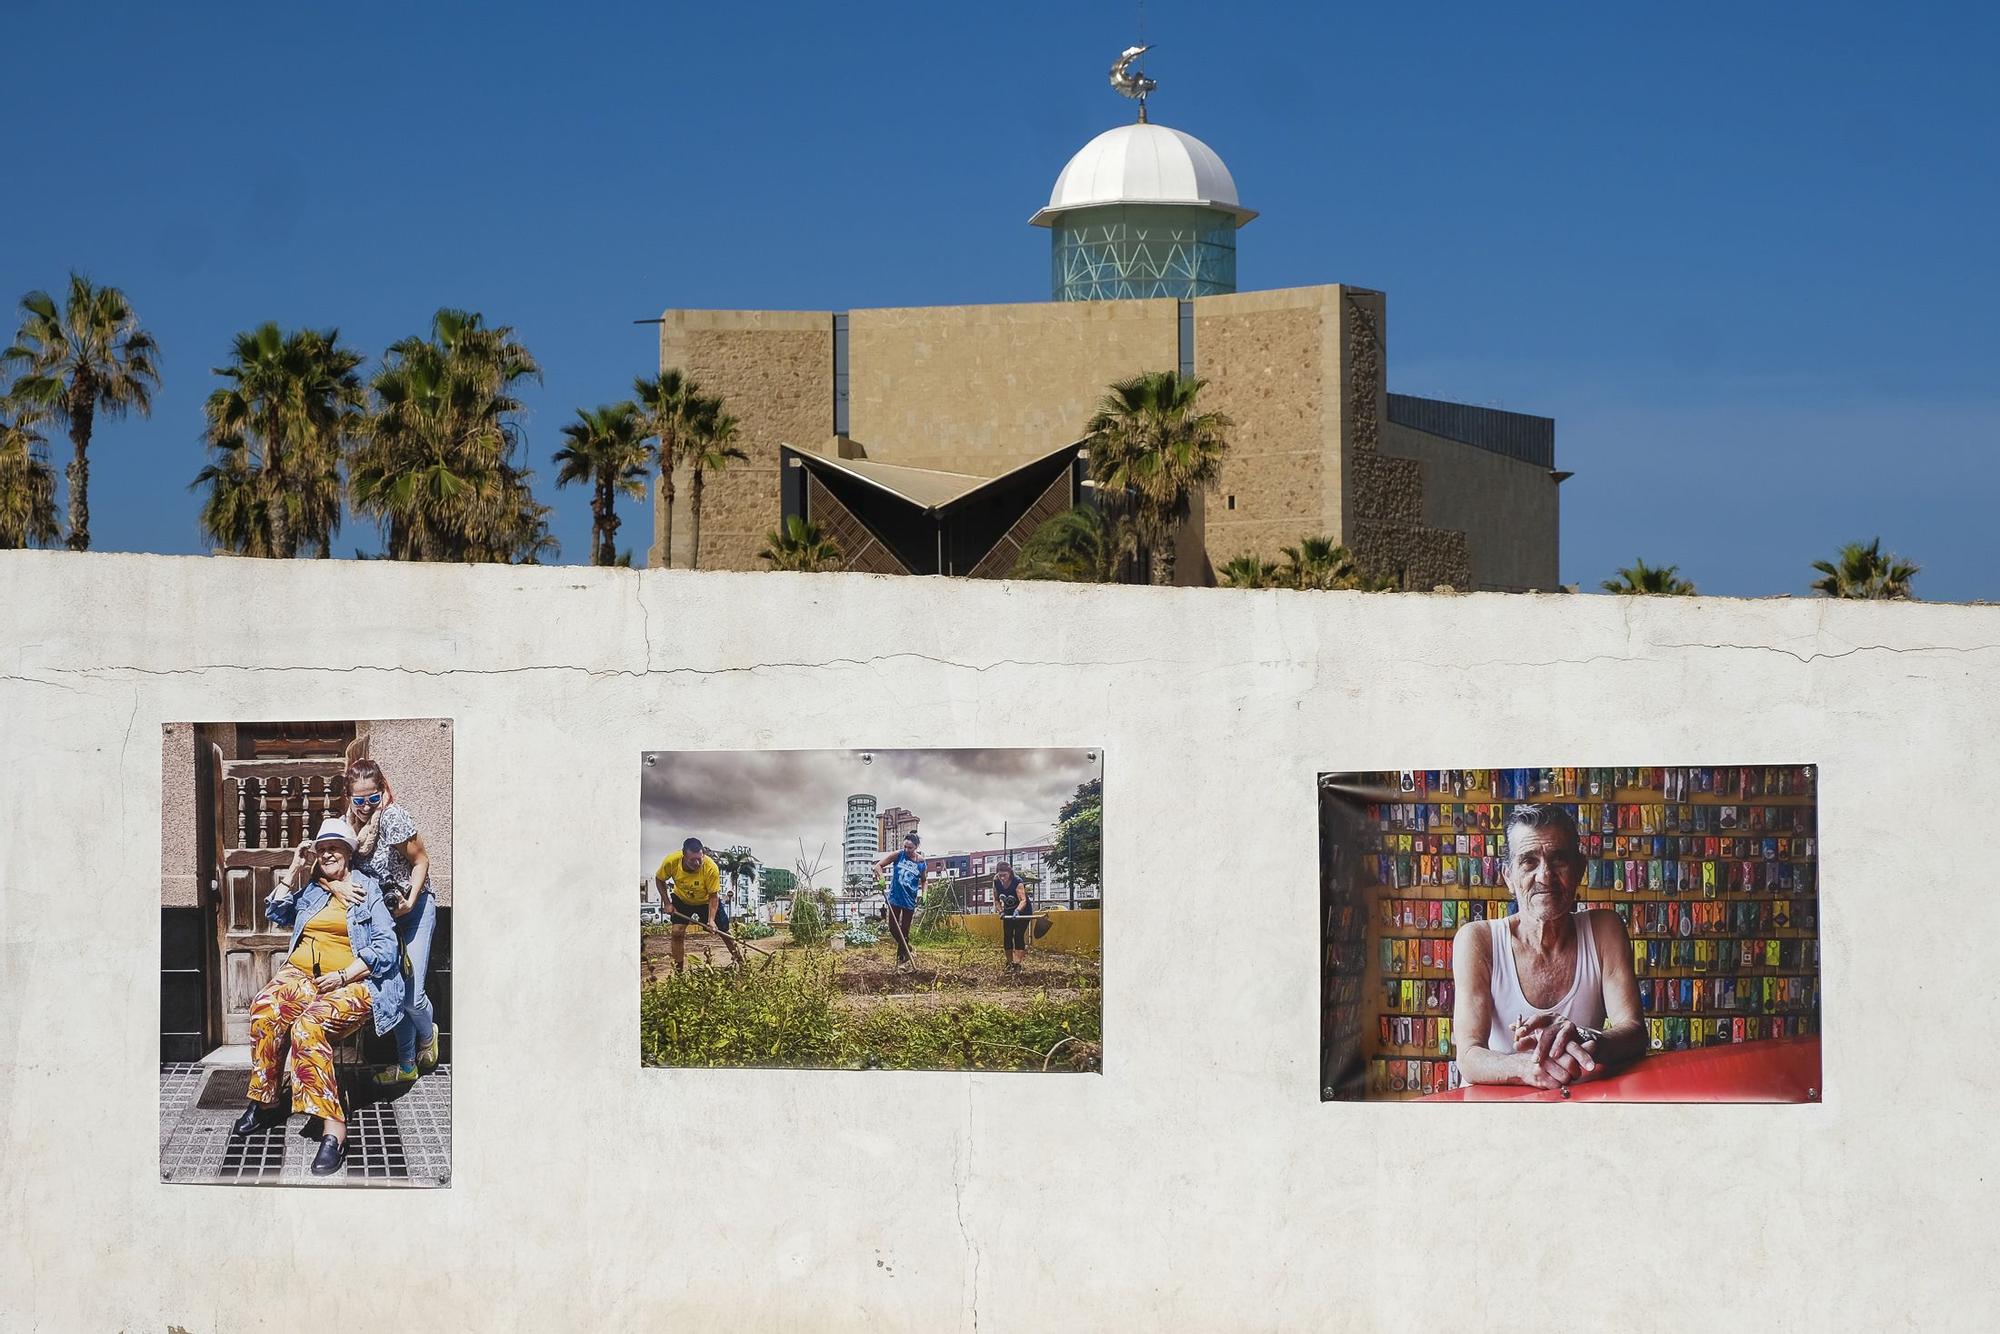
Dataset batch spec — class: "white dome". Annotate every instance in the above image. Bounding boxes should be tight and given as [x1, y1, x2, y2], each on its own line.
[1029, 122, 1256, 227]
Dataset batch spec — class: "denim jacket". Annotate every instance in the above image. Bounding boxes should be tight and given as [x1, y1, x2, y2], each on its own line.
[265, 867, 407, 1037]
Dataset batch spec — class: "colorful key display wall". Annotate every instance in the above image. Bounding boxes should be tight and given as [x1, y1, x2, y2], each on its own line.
[1321, 766, 1820, 1101]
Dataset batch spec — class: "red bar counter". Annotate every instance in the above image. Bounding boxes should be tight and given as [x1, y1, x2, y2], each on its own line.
[1419, 1035, 1821, 1103]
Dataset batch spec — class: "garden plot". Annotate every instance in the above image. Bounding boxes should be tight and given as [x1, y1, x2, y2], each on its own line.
[638, 931, 1102, 1072]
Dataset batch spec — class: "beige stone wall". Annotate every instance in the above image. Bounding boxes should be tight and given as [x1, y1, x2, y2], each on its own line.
[1191, 286, 1345, 572]
[1339, 291, 1475, 590]
[1382, 422, 1561, 591]
[654, 309, 833, 572]
[359, 718, 454, 907]
[649, 288, 1555, 590]
[846, 299, 1179, 473]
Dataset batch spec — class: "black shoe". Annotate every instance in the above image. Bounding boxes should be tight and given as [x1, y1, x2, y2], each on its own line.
[230, 1101, 285, 1137]
[310, 1134, 347, 1177]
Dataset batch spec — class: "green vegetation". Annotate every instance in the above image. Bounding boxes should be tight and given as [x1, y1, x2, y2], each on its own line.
[1010, 504, 1139, 583]
[639, 950, 1102, 1072]
[641, 954, 846, 1068]
[349, 309, 555, 562]
[195, 323, 365, 559]
[1602, 558, 1697, 595]
[2, 272, 160, 551]
[787, 888, 831, 947]
[640, 368, 712, 572]
[0, 407, 59, 548]
[759, 515, 843, 572]
[1811, 538, 1920, 600]
[554, 401, 649, 566]
[1217, 553, 1279, 588]
[910, 883, 965, 944]
[684, 401, 745, 569]
[1083, 369, 1232, 586]
[1045, 777, 1103, 901]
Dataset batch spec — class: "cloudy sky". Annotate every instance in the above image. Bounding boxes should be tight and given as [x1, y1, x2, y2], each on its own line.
[639, 748, 1101, 882]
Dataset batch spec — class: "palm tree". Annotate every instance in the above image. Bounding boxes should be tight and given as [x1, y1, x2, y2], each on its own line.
[759, 515, 843, 572]
[1011, 504, 1139, 583]
[1083, 370, 1232, 585]
[0, 405, 61, 549]
[1601, 558, 1696, 595]
[683, 403, 745, 570]
[190, 436, 274, 557]
[2, 273, 160, 551]
[554, 401, 650, 566]
[1810, 538, 1919, 600]
[351, 309, 555, 563]
[1218, 553, 1280, 588]
[197, 323, 365, 558]
[713, 845, 756, 898]
[633, 369, 704, 568]
[1278, 536, 1390, 591]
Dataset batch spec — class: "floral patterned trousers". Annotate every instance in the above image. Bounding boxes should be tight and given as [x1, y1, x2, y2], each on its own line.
[246, 964, 374, 1122]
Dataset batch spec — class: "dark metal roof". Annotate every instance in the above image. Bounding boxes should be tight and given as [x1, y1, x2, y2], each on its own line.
[1386, 393, 1555, 469]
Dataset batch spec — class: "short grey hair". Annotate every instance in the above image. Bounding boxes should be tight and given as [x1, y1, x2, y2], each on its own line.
[1505, 804, 1583, 861]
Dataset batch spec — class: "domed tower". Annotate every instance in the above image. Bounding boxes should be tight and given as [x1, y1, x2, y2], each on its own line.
[1030, 47, 1256, 301]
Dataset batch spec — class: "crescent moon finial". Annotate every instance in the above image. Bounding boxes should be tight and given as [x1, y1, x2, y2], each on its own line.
[1109, 44, 1157, 122]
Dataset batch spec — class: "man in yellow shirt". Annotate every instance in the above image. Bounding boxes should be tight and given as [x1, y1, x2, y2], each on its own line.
[654, 837, 743, 970]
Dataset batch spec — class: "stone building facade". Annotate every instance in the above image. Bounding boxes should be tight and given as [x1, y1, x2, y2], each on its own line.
[650, 284, 1563, 591]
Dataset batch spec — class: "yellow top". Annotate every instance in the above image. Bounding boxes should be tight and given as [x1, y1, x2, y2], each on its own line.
[655, 850, 721, 904]
[288, 894, 357, 976]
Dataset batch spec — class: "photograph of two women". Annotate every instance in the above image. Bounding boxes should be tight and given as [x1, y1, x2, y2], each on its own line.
[158, 718, 451, 1187]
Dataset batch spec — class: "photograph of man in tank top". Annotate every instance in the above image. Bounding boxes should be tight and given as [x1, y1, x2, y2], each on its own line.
[1451, 804, 1646, 1088]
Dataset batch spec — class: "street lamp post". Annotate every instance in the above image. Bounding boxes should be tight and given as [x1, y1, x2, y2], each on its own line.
[984, 822, 1009, 911]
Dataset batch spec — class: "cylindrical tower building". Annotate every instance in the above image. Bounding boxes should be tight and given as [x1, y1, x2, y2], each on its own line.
[843, 794, 879, 889]
[1030, 122, 1256, 301]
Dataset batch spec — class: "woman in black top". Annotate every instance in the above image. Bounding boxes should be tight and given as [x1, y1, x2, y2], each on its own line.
[993, 863, 1031, 971]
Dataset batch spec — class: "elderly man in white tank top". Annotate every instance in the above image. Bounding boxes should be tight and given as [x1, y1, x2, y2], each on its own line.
[1451, 804, 1647, 1089]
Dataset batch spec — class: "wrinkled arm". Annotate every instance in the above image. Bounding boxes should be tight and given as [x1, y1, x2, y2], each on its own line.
[1587, 910, 1648, 1069]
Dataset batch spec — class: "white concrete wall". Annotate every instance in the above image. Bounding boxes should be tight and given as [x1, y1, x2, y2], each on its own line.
[1, 550, 1996, 1332]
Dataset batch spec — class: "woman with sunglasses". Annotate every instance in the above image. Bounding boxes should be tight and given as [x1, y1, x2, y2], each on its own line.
[231, 818, 406, 1176]
[343, 758, 437, 1086]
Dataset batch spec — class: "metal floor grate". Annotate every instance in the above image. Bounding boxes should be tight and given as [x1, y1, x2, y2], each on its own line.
[216, 1127, 290, 1180]
[343, 1103, 409, 1180]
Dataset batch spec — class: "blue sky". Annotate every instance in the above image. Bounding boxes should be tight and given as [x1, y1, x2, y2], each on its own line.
[4, 1, 1993, 598]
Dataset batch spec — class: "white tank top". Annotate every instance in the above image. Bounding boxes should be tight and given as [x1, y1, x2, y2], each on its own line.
[1485, 912, 1606, 1050]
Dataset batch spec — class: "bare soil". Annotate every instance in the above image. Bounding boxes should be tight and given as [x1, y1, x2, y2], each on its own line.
[639, 932, 1100, 1011]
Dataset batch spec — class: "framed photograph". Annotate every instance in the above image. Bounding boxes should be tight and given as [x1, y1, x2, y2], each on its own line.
[639, 747, 1103, 1072]
[1320, 766, 1820, 1103]
[159, 719, 452, 1185]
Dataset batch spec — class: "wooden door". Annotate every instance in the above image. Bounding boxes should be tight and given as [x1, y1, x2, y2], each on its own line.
[208, 749, 350, 1045]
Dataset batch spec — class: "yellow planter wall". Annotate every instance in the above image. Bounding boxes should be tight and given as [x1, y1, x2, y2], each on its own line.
[948, 910, 1101, 955]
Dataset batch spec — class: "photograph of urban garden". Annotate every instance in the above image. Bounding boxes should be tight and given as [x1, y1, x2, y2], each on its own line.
[638, 748, 1103, 1073]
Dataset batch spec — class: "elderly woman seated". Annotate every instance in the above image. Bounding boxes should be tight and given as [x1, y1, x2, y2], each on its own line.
[229, 816, 406, 1176]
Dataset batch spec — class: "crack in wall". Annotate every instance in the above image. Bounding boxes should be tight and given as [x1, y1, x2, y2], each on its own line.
[12, 654, 1173, 683]
[1423, 643, 2000, 672]
[954, 1082, 981, 1333]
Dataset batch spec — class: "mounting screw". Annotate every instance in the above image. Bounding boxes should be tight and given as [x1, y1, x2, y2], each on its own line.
[1321, 1086, 1335, 1099]
[1808, 1087, 1819, 1101]
[645, 754, 656, 767]
[1559, 1086, 1571, 1099]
